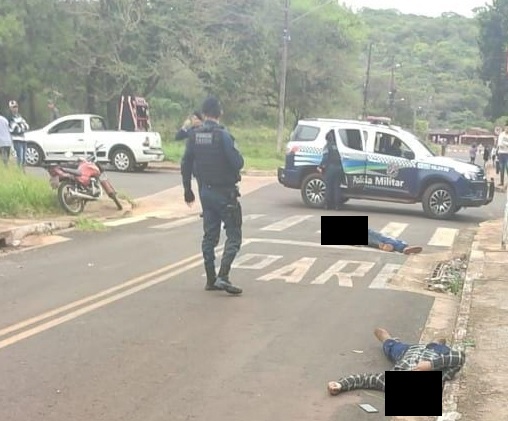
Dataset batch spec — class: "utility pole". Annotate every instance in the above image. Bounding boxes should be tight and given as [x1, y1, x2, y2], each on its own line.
[362, 42, 373, 119]
[276, 0, 290, 153]
[388, 56, 397, 119]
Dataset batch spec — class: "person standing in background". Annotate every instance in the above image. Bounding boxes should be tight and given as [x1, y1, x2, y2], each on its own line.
[7, 100, 30, 170]
[497, 126, 508, 186]
[48, 100, 60, 122]
[0, 107, 12, 166]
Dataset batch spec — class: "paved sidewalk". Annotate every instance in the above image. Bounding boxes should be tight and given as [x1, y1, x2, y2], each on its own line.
[439, 216, 508, 421]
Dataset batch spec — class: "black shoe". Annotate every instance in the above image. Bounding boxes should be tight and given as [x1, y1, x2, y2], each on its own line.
[214, 277, 243, 295]
[205, 284, 222, 291]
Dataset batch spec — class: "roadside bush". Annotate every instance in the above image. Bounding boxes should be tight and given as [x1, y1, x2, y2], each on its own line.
[0, 166, 60, 217]
[161, 125, 286, 171]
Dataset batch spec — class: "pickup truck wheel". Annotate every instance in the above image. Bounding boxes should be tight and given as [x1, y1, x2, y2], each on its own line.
[25, 143, 44, 166]
[111, 148, 134, 172]
[422, 183, 457, 220]
[301, 173, 326, 208]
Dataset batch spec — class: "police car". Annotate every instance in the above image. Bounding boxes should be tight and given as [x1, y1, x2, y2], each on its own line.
[277, 118, 495, 219]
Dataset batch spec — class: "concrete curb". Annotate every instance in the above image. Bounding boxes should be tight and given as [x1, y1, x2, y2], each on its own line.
[0, 199, 134, 249]
[0, 220, 76, 247]
[149, 162, 278, 177]
[437, 229, 487, 421]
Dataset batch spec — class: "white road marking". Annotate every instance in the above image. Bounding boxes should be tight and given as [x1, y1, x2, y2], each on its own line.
[379, 222, 408, 238]
[311, 260, 376, 287]
[151, 215, 200, 230]
[428, 228, 458, 247]
[368, 263, 401, 289]
[243, 214, 266, 221]
[260, 215, 313, 232]
[232, 253, 283, 270]
[257, 257, 317, 283]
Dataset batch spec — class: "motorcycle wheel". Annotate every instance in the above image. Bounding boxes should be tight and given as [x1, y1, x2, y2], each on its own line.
[57, 180, 86, 215]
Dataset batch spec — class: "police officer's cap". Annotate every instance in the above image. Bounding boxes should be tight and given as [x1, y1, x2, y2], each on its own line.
[201, 96, 222, 119]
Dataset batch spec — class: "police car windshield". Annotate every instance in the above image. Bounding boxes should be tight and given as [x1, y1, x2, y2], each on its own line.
[406, 133, 436, 157]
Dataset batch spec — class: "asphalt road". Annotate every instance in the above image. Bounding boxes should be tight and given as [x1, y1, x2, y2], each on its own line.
[2, 166, 504, 421]
[3, 146, 503, 420]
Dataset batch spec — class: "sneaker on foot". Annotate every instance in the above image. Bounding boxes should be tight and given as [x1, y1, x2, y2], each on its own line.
[327, 382, 342, 396]
[403, 246, 423, 255]
[214, 278, 242, 295]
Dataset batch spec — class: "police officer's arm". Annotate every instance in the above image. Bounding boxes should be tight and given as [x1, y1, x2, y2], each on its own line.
[175, 128, 190, 141]
[319, 145, 329, 169]
[221, 131, 244, 172]
[180, 138, 195, 192]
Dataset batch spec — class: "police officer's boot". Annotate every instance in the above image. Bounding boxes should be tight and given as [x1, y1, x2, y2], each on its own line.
[204, 265, 221, 291]
[214, 265, 242, 295]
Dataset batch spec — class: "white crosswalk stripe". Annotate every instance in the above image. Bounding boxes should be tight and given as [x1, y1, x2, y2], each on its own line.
[427, 227, 458, 247]
[379, 222, 408, 238]
[260, 215, 313, 231]
[147, 213, 459, 249]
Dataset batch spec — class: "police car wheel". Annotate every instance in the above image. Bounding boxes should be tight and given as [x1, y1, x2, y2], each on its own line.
[301, 173, 326, 208]
[422, 183, 457, 220]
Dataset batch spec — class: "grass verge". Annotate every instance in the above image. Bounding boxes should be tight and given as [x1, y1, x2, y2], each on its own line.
[162, 125, 285, 171]
[0, 165, 60, 218]
[74, 217, 108, 232]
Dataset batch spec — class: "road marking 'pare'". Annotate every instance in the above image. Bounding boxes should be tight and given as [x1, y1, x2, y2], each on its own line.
[311, 261, 376, 287]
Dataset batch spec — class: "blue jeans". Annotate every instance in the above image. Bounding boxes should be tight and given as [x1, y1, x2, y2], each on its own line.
[383, 339, 451, 364]
[12, 140, 27, 167]
[368, 228, 407, 252]
[200, 185, 242, 280]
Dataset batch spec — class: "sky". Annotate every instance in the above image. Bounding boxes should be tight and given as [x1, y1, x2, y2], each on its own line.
[342, 0, 491, 18]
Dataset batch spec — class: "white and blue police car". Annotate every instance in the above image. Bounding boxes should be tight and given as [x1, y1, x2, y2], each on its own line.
[277, 118, 495, 219]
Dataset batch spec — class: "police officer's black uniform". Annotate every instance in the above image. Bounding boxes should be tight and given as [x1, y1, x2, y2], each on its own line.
[181, 97, 244, 295]
[319, 130, 345, 210]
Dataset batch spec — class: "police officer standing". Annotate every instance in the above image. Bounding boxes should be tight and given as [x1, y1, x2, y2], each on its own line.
[181, 96, 244, 295]
[318, 130, 345, 210]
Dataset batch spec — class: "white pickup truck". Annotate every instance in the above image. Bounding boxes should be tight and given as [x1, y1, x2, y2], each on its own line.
[23, 114, 164, 172]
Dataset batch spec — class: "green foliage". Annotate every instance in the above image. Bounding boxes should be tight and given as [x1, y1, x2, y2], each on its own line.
[360, 9, 490, 130]
[74, 217, 108, 232]
[0, 0, 495, 140]
[162, 125, 284, 170]
[477, 0, 508, 120]
[0, 166, 60, 217]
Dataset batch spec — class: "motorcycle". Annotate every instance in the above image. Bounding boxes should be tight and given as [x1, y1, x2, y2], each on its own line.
[44, 144, 123, 215]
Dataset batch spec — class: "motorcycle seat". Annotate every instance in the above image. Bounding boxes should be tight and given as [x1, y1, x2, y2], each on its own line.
[63, 168, 82, 176]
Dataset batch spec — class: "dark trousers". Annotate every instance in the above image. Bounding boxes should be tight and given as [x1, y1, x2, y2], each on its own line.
[499, 153, 508, 185]
[0, 146, 10, 166]
[200, 186, 242, 280]
[324, 164, 343, 208]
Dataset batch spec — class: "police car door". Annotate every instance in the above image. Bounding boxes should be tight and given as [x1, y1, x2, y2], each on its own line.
[335, 126, 368, 193]
[364, 129, 416, 198]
